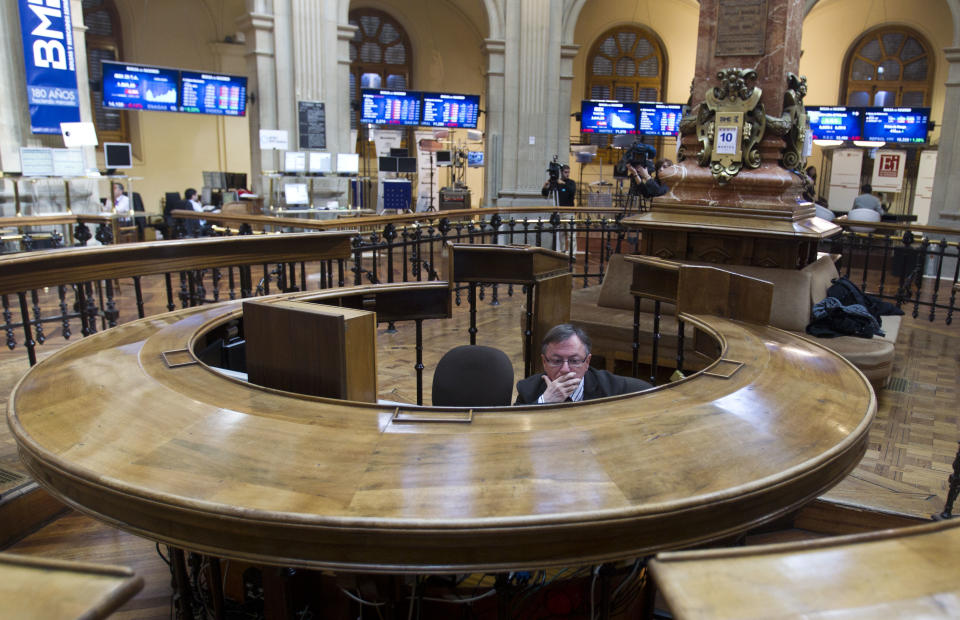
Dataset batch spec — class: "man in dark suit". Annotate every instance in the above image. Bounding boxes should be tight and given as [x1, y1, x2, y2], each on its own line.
[515, 324, 652, 404]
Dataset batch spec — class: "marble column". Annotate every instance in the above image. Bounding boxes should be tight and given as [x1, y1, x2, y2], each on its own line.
[932, 48, 960, 227]
[653, 0, 818, 218]
[489, 0, 568, 207]
[483, 38, 506, 207]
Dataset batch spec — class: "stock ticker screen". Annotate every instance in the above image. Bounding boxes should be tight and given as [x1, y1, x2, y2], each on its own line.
[179, 71, 247, 116]
[102, 61, 179, 112]
[580, 100, 638, 134]
[636, 103, 683, 137]
[807, 106, 863, 141]
[862, 107, 930, 143]
[361, 89, 422, 125]
[421, 92, 480, 128]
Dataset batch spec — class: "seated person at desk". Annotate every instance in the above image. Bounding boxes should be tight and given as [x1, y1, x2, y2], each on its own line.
[112, 182, 131, 223]
[180, 188, 205, 236]
[852, 183, 884, 214]
[515, 324, 652, 404]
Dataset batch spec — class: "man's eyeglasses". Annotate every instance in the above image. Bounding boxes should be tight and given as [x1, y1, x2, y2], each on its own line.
[543, 357, 587, 368]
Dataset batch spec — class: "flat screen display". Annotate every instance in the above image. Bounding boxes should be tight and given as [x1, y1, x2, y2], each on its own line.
[378, 156, 399, 172]
[436, 150, 452, 166]
[807, 106, 863, 141]
[862, 107, 930, 143]
[180, 70, 247, 116]
[467, 151, 484, 167]
[104, 142, 133, 169]
[636, 103, 683, 136]
[102, 61, 179, 112]
[421, 92, 480, 128]
[360, 89, 421, 125]
[580, 101, 638, 134]
[397, 157, 417, 173]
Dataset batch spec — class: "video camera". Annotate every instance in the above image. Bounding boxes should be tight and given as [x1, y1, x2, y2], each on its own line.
[614, 142, 657, 178]
[547, 155, 563, 181]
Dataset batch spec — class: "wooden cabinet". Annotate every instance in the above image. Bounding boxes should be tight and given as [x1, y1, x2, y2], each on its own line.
[243, 299, 377, 402]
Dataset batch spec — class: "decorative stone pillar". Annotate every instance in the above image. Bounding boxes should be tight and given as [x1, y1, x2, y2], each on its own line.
[483, 38, 506, 207]
[490, 0, 567, 207]
[932, 48, 960, 227]
[237, 9, 279, 193]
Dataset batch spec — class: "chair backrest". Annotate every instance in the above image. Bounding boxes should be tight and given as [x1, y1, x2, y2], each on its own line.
[847, 208, 881, 233]
[814, 204, 835, 222]
[432, 345, 514, 407]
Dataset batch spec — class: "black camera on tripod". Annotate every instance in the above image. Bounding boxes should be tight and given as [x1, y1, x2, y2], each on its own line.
[613, 142, 657, 178]
[547, 156, 563, 182]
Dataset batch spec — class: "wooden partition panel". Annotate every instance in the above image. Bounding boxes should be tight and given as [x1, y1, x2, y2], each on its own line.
[243, 300, 377, 402]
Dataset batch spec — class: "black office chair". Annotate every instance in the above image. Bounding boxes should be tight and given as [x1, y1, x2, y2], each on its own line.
[131, 192, 146, 238]
[431, 345, 514, 407]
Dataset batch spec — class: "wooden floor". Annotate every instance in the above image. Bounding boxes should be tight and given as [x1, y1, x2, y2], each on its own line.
[2, 272, 959, 617]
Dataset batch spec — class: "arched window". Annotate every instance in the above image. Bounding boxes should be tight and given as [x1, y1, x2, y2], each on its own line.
[584, 26, 666, 157]
[842, 26, 933, 107]
[348, 9, 413, 130]
[82, 0, 126, 142]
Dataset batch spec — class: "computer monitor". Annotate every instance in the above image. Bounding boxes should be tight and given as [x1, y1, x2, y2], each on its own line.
[221, 190, 239, 204]
[390, 148, 408, 157]
[284, 151, 307, 174]
[435, 150, 452, 166]
[336, 153, 360, 175]
[378, 156, 399, 172]
[467, 151, 484, 167]
[397, 157, 417, 173]
[104, 142, 133, 169]
[309, 152, 332, 174]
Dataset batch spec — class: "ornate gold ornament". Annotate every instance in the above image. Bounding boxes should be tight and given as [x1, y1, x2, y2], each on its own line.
[765, 73, 808, 173]
[679, 68, 765, 185]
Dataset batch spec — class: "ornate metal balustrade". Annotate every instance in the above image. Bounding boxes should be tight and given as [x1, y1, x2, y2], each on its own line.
[822, 220, 960, 325]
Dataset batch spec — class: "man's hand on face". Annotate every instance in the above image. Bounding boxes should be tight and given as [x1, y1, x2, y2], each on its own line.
[540, 371, 580, 403]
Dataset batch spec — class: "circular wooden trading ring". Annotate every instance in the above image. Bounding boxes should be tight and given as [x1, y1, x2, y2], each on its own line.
[8, 285, 875, 573]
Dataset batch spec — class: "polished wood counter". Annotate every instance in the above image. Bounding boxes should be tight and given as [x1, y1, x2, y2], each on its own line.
[0, 552, 143, 619]
[8, 284, 876, 573]
[649, 519, 960, 619]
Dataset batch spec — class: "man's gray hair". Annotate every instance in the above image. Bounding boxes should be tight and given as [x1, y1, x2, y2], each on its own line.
[541, 323, 592, 355]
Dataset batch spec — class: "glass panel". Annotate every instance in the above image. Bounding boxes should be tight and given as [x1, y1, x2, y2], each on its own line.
[615, 58, 635, 77]
[637, 88, 658, 102]
[385, 74, 406, 89]
[873, 90, 894, 106]
[878, 59, 900, 80]
[384, 43, 406, 64]
[634, 37, 653, 58]
[360, 73, 381, 89]
[360, 42, 382, 63]
[592, 56, 613, 76]
[359, 15, 380, 37]
[380, 22, 399, 45]
[599, 37, 617, 57]
[902, 91, 925, 107]
[614, 86, 634, 101]
[903, 58, 927, 81]
[901, 37, 924, 61]
[847, 91, 870, 106]
[881, 32, 905, 55]
[590, 84, 610, 99]
[617, 32, 636, 53]
[851, 58, 875, 80]
[860, 38, 882, 61]
[637, 57, 659, 77]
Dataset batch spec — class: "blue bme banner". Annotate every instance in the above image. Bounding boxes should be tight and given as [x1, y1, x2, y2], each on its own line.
[18, 0, 81, 134]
